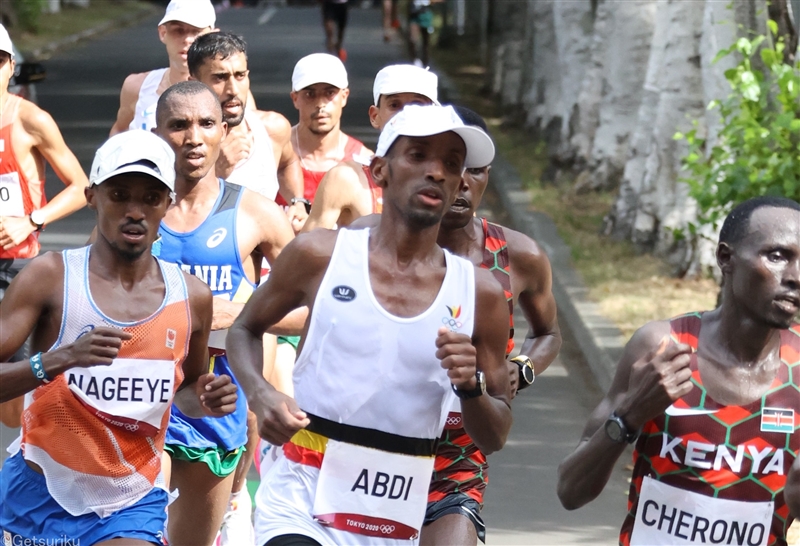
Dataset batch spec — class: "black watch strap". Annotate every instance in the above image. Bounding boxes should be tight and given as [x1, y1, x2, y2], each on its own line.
[452, 370, 486, 400]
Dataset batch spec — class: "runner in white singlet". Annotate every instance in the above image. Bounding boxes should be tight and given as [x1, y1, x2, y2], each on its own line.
[188, 32, 307, 230]
[226, 104, 512, 546]
[110, 0, 217, 135]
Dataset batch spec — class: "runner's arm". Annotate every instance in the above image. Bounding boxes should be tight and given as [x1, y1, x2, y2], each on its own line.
[20, 103, 89, 227]
[556, 321, 690, 509]
[786, 457, 800, 517]
[0, 255, 131, 404]
[507, 229, 561, 379]
[301, 163, 362, 232]
[110, 73, 146, 136]
[262, 112, 305, 218]
[174, 275, 237, 418]
[456, 269, 514, 454]
[227, 231, 335, 443]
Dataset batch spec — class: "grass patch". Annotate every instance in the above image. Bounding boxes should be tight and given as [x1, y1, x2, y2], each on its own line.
[433, 42, 718, 339]
[8, 0, 156, 57]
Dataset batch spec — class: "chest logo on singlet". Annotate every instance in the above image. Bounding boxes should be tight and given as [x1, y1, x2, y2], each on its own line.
[166, 328, 177, 349]
[206, 228, 228, 249]
[761, 408, 794, 433]
[442, 305, 463, 331]
[76, 324, 96, 341]
[332, 285, 356, 302]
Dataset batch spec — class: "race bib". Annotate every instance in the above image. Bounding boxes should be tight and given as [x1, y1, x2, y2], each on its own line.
[66, 358, 175, 437]
[312, 440, 434, 540]
[630, 476, 772, 545]
[0, 172, 25, 217]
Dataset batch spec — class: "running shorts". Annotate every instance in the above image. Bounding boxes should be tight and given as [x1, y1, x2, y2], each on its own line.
[164, 444, 245, 478]
[409, 7, 434, 32]
[0, 451, 168, 544]
[277, 335, 301, 350]
[266, 535, 322, 546]
[424, 492, 486, 543]
[322, 1, 348, 27]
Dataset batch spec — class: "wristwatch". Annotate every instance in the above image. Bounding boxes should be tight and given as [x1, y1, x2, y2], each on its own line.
[29, 210, 45, 232]
[452, 370, 486, 400]
[290, 197, 312, 213]
[604, 411, 638, 444]
[511, 355, 535, 390]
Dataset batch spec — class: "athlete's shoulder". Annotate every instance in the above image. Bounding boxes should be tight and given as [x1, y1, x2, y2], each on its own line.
[120, 71, 150, 94]
[256, 110, 291, 142]
[624, 320, 673, 362]
[10, 251, 65, 299]
[237, 186, 285, 217]
[327, 160, 366, 187]
[499, 224, 552, 281]
[343, 132, 374, 157]
[16, 98, 58, 135]
[291, 229, 339, 258]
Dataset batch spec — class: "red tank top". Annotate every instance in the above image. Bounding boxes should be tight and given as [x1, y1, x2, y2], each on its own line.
[620, 313, 800, 546]
[360, 164, 383, 214]
[428, 219, 514, 505]
[276, 135, 366, 206]
[0, 95, 46, 259]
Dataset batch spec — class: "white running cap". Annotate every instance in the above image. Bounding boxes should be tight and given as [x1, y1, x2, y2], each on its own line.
[90, 130, 176, 194]
[373, 64, 439, 105]
[159, 0, 216, 29]
[292, 53, 348, 92]
[376, 104, 495, 169]
[0, 25, 14, 58]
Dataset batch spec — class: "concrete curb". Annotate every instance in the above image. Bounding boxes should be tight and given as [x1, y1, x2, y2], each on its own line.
[432, 61, 626, 392]
[27, 3, 160, 60]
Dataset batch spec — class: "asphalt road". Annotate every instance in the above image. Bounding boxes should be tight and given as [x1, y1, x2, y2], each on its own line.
[1, 5, 629, 544]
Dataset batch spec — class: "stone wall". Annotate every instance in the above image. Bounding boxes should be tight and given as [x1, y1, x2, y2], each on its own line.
[479, 0, 795, 276]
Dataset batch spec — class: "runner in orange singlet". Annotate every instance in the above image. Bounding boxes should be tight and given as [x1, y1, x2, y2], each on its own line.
[0, 130, 237, 544]
[558, 196, 800, 546]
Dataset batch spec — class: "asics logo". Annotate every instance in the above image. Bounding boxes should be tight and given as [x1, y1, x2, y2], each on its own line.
[332, 285, 356, 302]
[206, 228, 227, 248]
[379, 525, 396, 535]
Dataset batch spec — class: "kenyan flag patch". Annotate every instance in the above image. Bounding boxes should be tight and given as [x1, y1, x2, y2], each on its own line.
[761, 408, 795, 433]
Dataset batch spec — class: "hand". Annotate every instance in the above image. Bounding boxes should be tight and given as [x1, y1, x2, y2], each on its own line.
[211, 296, 242, 331]
[216, 130, 253, 178]
[197, 373, 238, 417]
[436, 327, 478, 391]
[287, 202, 308, 234]
[58, 326, 133, 370]
[0, 216, 36, 250]
[252, 390, 310, 445]
[507, 359, 519, 400]
[616, 337, 693, 429]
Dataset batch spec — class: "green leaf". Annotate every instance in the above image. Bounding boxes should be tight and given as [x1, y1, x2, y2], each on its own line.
[767, 19, 778, 36]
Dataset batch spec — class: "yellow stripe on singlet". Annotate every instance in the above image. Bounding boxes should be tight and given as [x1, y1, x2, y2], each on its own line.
[290, 429, 328, 454]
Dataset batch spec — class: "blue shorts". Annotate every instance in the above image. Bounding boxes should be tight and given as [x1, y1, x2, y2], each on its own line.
[0, 451, 167, 544]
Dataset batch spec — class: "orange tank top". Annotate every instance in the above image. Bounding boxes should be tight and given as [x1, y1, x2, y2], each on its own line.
[0, 95, 45, 259]
[21, 247, 192, 517]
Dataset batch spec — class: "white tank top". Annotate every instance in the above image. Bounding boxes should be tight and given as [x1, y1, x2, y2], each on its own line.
[128, 68, 167, 132]
[293, 228, 475, 441]
[226, 110, 280, 201]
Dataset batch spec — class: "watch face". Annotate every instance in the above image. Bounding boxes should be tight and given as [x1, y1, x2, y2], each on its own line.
[30, 210, 44, 226]
[605, 419, 624, 443]
[521, 364, 535, 385]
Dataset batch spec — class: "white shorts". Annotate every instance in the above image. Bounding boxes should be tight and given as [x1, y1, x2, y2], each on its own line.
[255, 450, 418, 546]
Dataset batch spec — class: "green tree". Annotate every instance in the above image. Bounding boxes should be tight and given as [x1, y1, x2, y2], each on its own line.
[675, 21, 800, 237]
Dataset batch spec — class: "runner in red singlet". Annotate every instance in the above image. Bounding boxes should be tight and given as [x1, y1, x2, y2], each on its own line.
[422, 106, 561, 545]
[277, 53, 369, 211]
[0, 25, 89, 428]
[558, 196, 800, 546]
[302, 64, 438, 232]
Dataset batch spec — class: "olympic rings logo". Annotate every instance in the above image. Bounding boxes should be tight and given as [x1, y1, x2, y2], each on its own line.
[124, 423, 139, 432]
[446, 416, 462, 426]
[442, 317, 462, 330]
[379, 525, 396, 535]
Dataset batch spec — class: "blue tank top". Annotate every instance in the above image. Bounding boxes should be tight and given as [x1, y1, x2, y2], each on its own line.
[158, 179, 254, 452]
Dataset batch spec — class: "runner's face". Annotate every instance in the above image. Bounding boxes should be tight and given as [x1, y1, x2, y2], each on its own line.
[724, 207, 800, 329]
[159, 22, 210, 67]
[441, 165, 490, 230]
[87, 175, 171, 261]
[291, 84, 349, 135]
[377, 133, 466, 229]
[369, 93, 432, 130]
[155, 92, 227, 181]
[0, 53, 14, 92]
[193, 52, 250, 128]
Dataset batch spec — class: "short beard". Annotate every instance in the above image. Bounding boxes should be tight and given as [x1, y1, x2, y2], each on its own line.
[223, 110, 245, 128]
[441, 211, 472, 231]
[405, 208, 443, 229]
[309, 124, 333, 137]
[110, 241, 148, 262]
